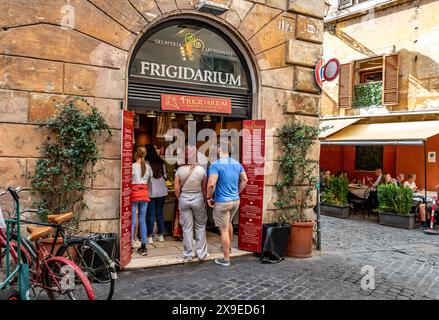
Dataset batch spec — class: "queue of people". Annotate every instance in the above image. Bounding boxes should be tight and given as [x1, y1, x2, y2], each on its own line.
[130, 141, 248, 266]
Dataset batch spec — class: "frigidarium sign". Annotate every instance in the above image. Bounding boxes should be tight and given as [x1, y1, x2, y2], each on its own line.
[130, 24, 248, 89]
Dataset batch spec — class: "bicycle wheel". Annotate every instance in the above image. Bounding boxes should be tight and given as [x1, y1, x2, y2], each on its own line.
[9, 233, 36, 267]
[42, 256, 95, 300]
[0, 240, 31, 284]
[0, 289, 19, 300]
[56, 239, 116, 300]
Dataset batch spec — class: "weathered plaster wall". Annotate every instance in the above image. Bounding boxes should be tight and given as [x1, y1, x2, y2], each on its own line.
[322, 0, 439, 116]
[0, 0, 324, 231]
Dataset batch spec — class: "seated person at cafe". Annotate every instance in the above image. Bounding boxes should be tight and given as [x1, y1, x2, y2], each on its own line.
[394, 173, 405, 187]
[380, 173, 394, 185]
[403, 173, 431, 230]
[417, 184, 439, 230]
[367, 168, 383, 210]
[403, 173, 419, 192]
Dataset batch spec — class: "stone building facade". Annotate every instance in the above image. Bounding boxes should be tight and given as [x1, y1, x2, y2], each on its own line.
[0, 0, 324, 234]
[320, 0, 439, 190]
[322, 0, 439, 116]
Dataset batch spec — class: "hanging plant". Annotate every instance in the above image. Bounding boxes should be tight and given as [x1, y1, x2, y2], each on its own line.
[274, 122, 321, 223]
[353, 81, 382, 108]
[31, 97, 112, 223]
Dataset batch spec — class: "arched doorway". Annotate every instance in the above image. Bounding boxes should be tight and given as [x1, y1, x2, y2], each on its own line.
[123, 16, 259, 267]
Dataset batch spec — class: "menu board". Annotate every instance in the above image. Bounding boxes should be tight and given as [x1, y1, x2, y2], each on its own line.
[120, 110, 134, 269]
[238, 120, 266, 253]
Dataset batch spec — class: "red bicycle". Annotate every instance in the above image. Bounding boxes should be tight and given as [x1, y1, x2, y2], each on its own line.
[0, 188, 95, 300]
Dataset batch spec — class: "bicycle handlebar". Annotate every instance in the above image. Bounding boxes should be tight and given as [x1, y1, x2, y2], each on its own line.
[0, 187, 30, 198]
[7, 187, 20, 203]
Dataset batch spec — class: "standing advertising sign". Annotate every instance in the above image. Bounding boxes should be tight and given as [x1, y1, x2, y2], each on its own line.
[238, 120, 266, 253]
[120, 110, 134, 269]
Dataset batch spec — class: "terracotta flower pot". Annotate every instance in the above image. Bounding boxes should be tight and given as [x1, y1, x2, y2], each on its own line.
[286, 221, 314, 258]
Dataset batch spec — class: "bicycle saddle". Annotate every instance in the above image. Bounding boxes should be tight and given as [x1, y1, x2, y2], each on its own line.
[27, 226, 53, 241]
[47, 212, 74, 225]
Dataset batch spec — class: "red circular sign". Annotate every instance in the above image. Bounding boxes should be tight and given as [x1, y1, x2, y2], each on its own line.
[323, 58, 340, 81]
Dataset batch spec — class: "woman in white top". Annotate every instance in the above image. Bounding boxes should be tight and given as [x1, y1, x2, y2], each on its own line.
[145, 144, 169, 243]
[131, 146, 152, 256]
[174, 145, 208, 261]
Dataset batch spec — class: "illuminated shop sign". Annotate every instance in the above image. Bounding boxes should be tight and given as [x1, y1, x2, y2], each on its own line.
[130, 24, 248, 89]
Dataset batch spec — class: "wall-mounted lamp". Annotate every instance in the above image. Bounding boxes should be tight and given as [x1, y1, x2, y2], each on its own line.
[203, 115, 212, 122]
[146, 111, 157, 118]
[197, 0, 229, 15]
[185, 113, 194, 121]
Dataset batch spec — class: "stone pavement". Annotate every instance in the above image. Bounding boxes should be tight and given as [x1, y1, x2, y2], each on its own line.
[114, 216, 439, 300]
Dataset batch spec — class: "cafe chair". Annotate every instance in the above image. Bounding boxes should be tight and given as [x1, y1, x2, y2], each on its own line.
[349, 188, 371, 219]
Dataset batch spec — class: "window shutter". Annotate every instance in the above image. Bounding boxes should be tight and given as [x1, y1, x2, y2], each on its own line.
[382, 53, 399, 105]
[338, 62, 354, 109]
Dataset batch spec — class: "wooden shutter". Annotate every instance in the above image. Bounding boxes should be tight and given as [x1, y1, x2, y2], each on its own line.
[382, 53, 399, 105]
[338, 62, 354, 109]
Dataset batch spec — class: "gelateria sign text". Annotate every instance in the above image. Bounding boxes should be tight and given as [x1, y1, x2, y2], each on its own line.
[139, 61, 241, 87]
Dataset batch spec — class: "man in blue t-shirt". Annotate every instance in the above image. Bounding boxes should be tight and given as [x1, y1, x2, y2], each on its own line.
[207, 140, 248, 267]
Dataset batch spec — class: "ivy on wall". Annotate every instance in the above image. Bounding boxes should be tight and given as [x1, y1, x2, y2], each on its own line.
[353, 81, 382, 108]
[31, 98, 111, 222]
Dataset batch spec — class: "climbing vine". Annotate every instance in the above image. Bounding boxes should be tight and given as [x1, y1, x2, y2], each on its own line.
[274, 122, 320, 223]
[31, 97, 111, 222]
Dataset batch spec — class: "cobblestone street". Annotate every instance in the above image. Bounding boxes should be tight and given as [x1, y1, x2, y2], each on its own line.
[115, 216, 439, 300]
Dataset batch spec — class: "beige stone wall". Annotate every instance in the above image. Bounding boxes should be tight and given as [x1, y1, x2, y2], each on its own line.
[322, 0, 439, 116]
[0, 0, 324, 231]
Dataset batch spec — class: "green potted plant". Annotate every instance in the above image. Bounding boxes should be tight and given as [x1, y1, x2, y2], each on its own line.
[274, 122, 319, 258]
[377, 184, 414, 229]
[320, 175, 350, 218]
[31, 97, 111, 225]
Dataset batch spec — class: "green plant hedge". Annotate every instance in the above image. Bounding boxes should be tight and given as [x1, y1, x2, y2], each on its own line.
[353, 81, 382, 108]
[321, 176, 349, 206]
[377, 184, 413, 215]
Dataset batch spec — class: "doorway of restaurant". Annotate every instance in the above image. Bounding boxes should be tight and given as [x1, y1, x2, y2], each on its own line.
[122, 15, 257, 269]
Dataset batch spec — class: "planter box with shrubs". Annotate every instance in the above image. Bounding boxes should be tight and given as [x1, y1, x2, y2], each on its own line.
[320, 175, 350, 219]
[377, 184, 414, 229]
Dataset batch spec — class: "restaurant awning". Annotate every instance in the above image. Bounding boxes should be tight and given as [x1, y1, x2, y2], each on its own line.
[319, 118, 363, 138]
[321, 120, 439, 145]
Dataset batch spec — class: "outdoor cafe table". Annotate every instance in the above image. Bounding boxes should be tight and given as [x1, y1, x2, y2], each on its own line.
[348, 184, 370, 199]
[413, 191, 434, 206]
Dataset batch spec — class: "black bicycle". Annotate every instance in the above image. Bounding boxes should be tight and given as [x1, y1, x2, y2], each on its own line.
[0, 188, 117, 300]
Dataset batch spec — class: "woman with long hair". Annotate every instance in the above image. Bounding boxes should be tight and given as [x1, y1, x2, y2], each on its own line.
[145, 144, 169, 243]
[174, 144, 208, 261]
[131, 146, 152, 256]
